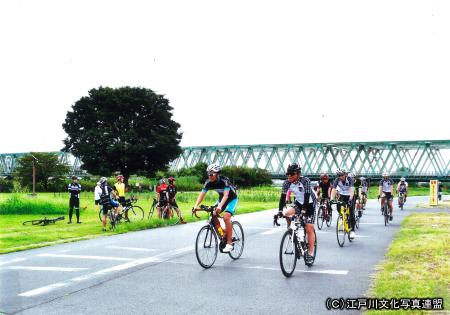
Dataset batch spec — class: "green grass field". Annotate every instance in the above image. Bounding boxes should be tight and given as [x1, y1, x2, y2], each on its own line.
[0, 189, 279, 254]
[367, 213, 450, 314]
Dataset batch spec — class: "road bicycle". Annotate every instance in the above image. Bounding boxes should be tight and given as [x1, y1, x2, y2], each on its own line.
[378, 194, 391, 226]
[279, 212, 317, 277]
[398, 192, 406, 210]
[331, 200, 353, 247]
[316, 198, 332, 230]
[98, 196, 144, 223]
[22, 216, 65, 226]
[192, 205, 244, 269]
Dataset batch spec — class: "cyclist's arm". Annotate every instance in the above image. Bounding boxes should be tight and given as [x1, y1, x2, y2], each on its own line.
[193, 191, 207, 209]
[330, 188, 337, 200]
[378, 185, 382, 197]
[217, 189, 230, 210]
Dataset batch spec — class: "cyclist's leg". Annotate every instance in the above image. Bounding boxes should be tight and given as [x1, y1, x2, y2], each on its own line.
[68, 198, 75, 223]
[172, 201, 186, 223]
[101, 205, 108, 230]
[304, 203, 316, 256]
[283, 205, 296, 227]
[223, 198, 238, 245]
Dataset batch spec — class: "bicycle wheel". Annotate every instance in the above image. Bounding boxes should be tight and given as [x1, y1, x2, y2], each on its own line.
[109, 211, 116, 230]
[303, 229, 317, 267]
[326, 208, 332, 227]
[355, 212, 360, 230]
[316, 206, 324, 230]
[279, 230, 298, 277]
[126, 205, 144, 222]
[336, 215, 345, 247]
[98, 209, 103, 222]
[148, 200, 157, 220]
[195, 225, 218, 269]
[229, 221, 244, 260]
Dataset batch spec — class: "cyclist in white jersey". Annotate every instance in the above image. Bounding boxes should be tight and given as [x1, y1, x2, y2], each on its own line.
[330, 168, 356, 239]
[397, 177, 408, 202]
[378, 172, 394, 220]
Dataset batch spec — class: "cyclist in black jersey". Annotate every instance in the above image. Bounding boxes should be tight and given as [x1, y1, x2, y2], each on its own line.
[278, 163, 316, 263]
[318, 173, 332, 218]
[68, 176, 82, 224]
[167, 177, 186, 224]
[193, 164, 238, 253]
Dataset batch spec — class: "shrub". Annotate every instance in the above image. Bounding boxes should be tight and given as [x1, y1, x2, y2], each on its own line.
[0, 194, 67, 215]
[0, 177, 14, 193]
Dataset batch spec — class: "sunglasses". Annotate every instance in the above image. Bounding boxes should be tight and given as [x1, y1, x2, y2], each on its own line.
[208, 173, 217, 177]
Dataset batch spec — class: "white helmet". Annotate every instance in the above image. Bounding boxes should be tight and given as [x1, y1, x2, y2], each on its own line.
[400, 177, 405, 181]
[99, 177, 107, 184]
[382, 172, 389, 177]
[360, 177, 366, 181]
[336, 168, 346, 176]
[206, 163, 222, 173]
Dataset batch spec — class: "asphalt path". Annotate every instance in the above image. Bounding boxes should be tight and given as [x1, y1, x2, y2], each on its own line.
[0, 196, 447, 315]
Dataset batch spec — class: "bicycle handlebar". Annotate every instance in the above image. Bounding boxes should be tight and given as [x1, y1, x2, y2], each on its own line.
[191, 205, 223, 219]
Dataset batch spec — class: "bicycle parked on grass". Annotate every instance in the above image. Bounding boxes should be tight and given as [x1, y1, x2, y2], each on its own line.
[22, 216, 65, 226]
[316, 198, 332, 230]
[99, 196, 144, 223]
[279, 212, 317, 277]
[331, 200, 353, 247]
[192, 205, 244, 269]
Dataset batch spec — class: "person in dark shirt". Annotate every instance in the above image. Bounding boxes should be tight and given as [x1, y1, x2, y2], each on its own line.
[156, 179, 169, 218]
[67, 176, 82, 224]
[167, 177, 186, 224]
[318, 173, 332, 218]
[193, 164, 238, 253]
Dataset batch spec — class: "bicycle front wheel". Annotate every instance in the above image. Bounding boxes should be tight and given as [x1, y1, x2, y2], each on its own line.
[195, 225, 218, 269]
[126, 206, 144, 222]
[316, 206, 324, 230]
[384, 206, 389, 226]
[336, 215, 345, 247]
[279, 230, 298, 277]
[326, 209, 332, 227]
[229, 221, 244, 260]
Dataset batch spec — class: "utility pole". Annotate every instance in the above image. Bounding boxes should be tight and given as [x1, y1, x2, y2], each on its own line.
[31, 154, 38, 196]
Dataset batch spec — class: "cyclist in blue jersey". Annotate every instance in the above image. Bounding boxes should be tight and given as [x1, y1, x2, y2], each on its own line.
[193, 164, 238, 253]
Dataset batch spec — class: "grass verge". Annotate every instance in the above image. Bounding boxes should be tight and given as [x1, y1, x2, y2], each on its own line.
[367, 213, 450, 314]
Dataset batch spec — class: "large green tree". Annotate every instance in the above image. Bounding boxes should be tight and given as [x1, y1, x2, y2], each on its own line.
[14, 153, 70, 191]
[62, 86, 182, 181]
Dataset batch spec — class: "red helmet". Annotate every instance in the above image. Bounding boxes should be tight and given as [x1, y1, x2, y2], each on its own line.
[168, 177, 175, 184]
[116, 174, 124, 180]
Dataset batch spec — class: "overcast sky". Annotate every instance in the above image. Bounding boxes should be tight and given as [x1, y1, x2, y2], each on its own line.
[1, 0, 449, 154]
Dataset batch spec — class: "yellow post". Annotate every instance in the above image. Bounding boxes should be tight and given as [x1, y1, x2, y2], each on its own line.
[430, 180, 438, 206]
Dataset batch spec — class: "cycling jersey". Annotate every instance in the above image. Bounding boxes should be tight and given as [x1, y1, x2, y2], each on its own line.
[360, 179, 369, 193]
[318, 181, 331, 199]
[68, 183, 81, 199]
[202, 176, 237, 209]
[398, 182, 408, 193]
[114, 182, 125, 197]
[379, 179, 394, 193]
[332, 176, 354, 196]
[157, 184, 169, 202]
[167, 185, 177, 200]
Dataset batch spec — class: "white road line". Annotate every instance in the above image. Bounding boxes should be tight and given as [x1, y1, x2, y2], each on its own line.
[353, 235, 370, 238]
[19, 283, 68, 297]
[359, 222, 384, 225]
[0, 258, 26, 266]
[106, 246, 157, 252]
[260, 229, 281, 235]
[19, 246, 194, 297]
[37, 254, 133, 261]
[5, 266, 88, 272]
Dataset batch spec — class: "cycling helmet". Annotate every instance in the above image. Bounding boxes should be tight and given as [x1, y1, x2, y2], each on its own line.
[336, 168, 346, 176]
[360, 177, 366, 181]
[320, 173, 329, 180]
[382, 172, 389, 177]
[99, 177, 107, 184]
[206, 164, 222, 173]
[116, 174, 124, 180]
[286, 163, 301, 175]
[71, 175, 78, 180]
[159, 178, 167, 185]
[400, 177, 405, 181]
[167, 177, 175, 184]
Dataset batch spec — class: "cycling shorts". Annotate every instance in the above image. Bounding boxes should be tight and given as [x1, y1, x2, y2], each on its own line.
[290, 200, 315, 225]
[382, 192, 393, 201]
[215, 198, 238, 216]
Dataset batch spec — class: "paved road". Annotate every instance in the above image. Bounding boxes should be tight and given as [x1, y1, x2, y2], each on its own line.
[0, 196, 447, 315]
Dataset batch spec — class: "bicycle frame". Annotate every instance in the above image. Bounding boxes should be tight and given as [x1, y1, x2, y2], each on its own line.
[289, 215, 306, 257]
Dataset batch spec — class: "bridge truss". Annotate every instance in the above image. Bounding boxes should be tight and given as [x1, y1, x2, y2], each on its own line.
[171, 140, 450, 180]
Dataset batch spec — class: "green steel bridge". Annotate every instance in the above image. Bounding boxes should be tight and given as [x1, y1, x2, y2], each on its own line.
[1, 140, 449, 180]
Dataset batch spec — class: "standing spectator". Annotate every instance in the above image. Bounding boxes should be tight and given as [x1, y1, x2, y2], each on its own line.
[68, 176, 82, 224]
[94, 181, 102, 212]
[114, 174, 128, 221]
[167, 177, 186, 224]
[156, 179, 169, 218]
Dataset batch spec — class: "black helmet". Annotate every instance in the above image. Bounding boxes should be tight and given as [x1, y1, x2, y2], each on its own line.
[286, 163, 301, 175]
